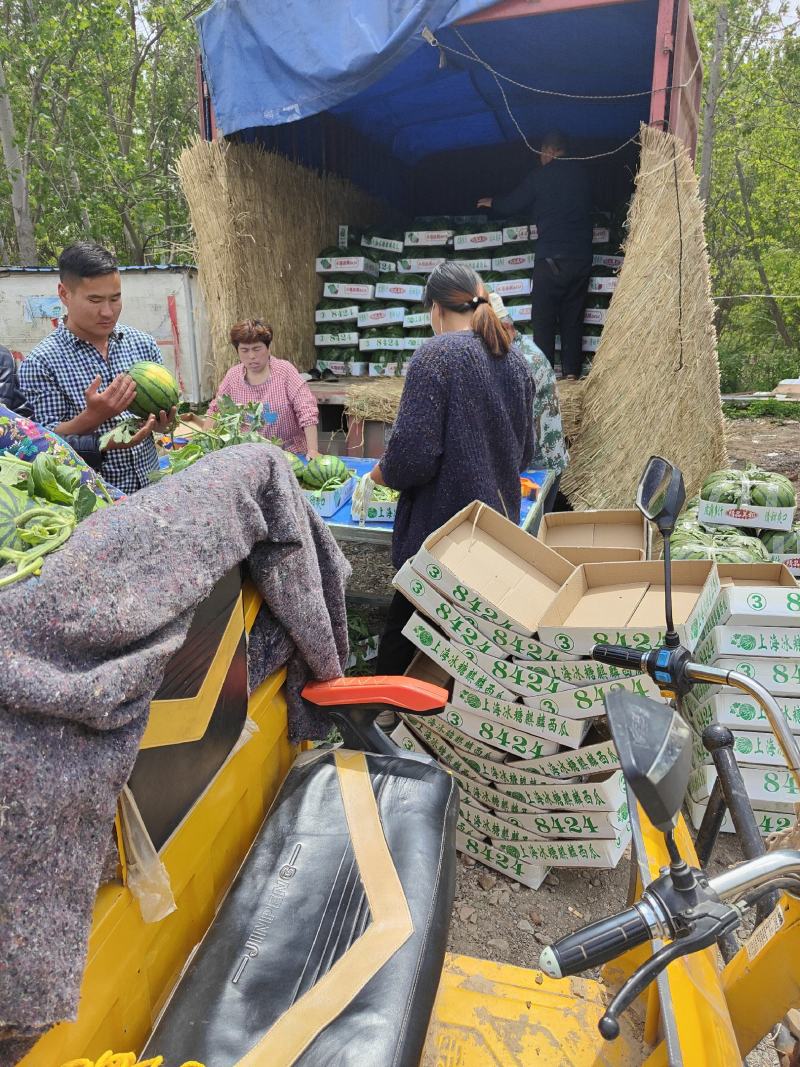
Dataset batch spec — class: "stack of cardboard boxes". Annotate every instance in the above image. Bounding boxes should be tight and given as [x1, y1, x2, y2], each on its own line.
[390, 502, 719, 886]
[685, 563, 800, 837]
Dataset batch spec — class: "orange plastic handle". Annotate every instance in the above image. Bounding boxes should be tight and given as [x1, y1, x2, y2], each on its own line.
[302, 675, 448, 713]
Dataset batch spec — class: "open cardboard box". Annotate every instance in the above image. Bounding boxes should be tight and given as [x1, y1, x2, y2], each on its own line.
[537, 561, 719, 655]
[538, 510, 648, 560]
[701, 563, 799, 630]
[412, 501, 574, 636]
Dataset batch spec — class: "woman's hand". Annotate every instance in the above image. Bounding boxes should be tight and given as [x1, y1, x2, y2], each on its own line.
[370, 463, 385, 486]
[306, 448, 321, 460]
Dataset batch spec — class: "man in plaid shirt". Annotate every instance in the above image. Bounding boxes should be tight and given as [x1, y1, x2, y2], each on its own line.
[19, 242, 175, 495]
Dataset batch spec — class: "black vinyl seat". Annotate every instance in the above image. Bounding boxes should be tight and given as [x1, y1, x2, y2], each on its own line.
[142, 746, 457, 1067]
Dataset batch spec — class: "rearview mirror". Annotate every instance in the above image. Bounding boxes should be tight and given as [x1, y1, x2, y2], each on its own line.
[604, 690, 692, 832]
[636, 456, 686, 537]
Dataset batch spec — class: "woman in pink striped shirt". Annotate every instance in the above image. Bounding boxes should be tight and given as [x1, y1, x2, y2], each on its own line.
[205, 319, 321, 456]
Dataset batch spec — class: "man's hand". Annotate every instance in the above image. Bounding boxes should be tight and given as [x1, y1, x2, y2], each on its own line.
[154, 406, 178, 434]
[102, 414, 157, 451]
[84, 374, 136, 424]
[477, 197, 493, 209]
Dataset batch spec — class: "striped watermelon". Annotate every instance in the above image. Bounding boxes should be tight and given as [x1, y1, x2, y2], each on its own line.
[302, 454, 349, 489]
[128, 361, 180, 419]
[282, 450, 305, 478]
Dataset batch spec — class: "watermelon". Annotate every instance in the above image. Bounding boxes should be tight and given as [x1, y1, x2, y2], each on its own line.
[302, 454, 349, 489]
[128, 361, 180, 419]
[281, 451, 305, 478]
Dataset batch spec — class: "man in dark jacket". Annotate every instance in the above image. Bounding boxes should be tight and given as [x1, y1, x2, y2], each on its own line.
[478, 130, 593, 379]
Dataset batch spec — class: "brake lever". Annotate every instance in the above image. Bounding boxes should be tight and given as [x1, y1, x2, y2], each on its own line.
[598, 901, 740, 1040]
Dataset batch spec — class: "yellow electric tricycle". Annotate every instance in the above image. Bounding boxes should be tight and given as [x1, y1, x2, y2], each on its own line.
[25, 459, 800, 1067]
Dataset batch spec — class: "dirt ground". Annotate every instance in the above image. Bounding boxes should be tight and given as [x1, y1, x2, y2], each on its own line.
[341, 416, 800, 1065]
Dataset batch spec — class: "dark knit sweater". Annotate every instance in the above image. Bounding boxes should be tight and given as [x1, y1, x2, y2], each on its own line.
[380, 331, 534, 569]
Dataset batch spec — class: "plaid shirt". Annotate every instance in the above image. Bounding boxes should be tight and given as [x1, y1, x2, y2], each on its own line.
[207, 358, 318, 454]
[19, 321, 162, 494]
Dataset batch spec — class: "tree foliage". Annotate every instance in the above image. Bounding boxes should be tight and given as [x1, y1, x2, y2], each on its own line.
[0, 0, 199, 265]
[694, 0, 800, 390]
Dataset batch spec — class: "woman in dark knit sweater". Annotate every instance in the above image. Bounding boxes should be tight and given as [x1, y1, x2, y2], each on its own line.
[372, 261, 535, 675]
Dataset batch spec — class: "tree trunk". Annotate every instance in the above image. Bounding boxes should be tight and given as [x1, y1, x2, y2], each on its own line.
[734, 154, 795, 348]
[0, 57, 38, 265]
[699, 4, 728, 205]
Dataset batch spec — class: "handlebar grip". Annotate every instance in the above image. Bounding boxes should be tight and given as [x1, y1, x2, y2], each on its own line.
[591, 643, 648, 672]
[538, 906, 653, 979]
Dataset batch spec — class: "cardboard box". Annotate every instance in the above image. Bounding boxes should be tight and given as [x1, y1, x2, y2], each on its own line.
[443, 698, 578, 755]
[588, 276, 619, 294]
[545, 546, 645, 566]
[592, 254, 624, 270]
[316, 359, 348, 377]
[348, 361, 368, 377]
[455, 826, 549, 888]
[696, 623, 800, 659]
[404, 229, 454, 246]
[513, 657, 642, 688]
[406, 715, 560, 786]
[351, 497, 397, 524]
[685, 793, 797, 836]
[393, 561, 508, 660]
[521, 673, 661, 721]
[537, 561, 720, 656]
[496, 769, 628, 815]
[357, 306, 406, 328]
[687, 715, 791, 767]
[404, 336, 427, 351]
[698, 497, 796, 532]
[694, 643, 800, 696]
[538, 510, 648, 554]
[584, 307, 609, 326]
[453, 231, 504, 250]
[315, 255, 379, 277]
[374, 281, 425, 303]
[471, 617, 580, 662]
[684, 690, 800, 734]
[402, 613, 517, 701]
[689, 763, 800, 805]
[495, 822, 632, 870]
[412, 501, 574, 636]
[489, 277, 533, 298]
[302, 476, 356, 518]
[503, 738, 620, 780]
[448, 684, 589, 749]
[390, 720, 429, 755]
[592, 227, 611, 243]
[359, 336, 406, 352]
[492, 252, 536, 273]
[466, 801, 623, 841]
[502, 225, 529, 243]
[362, 234, 404, 254]
[323, 281, 375, 301]
[315, 331, 359, 347]
[453, 256, 493, 273]
[701, 564, 800, 629]
[367, 361, 398, 377]
[315, 304, 360, 323]
[508, 304, 532, 323]
[769, 553, 800, 576]
[404, 311, 431, 329]
[397, 257, 445, 274]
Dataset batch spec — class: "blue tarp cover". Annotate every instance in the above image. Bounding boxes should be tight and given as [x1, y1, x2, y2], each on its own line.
[198, 0, 658, 161]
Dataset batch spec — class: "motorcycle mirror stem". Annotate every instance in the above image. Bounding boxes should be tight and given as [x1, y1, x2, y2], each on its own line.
[636, 457, 686, 648]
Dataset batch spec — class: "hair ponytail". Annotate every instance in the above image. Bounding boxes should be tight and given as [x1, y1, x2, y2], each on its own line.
[423, 261, 512, 358]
